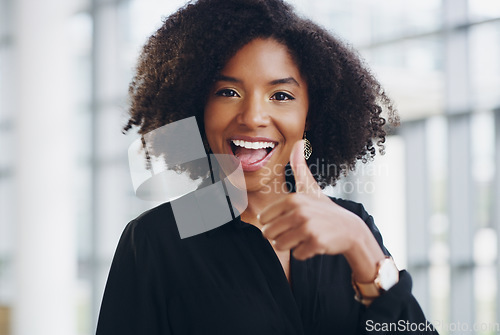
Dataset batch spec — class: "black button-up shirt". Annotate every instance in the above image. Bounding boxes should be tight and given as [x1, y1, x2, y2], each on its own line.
[96, 198, 437, 334]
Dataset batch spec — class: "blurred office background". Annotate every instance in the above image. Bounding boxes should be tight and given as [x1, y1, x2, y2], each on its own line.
[0, 0, 499, 334]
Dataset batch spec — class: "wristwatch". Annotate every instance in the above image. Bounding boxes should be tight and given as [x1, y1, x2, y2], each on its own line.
[352, 256, 399, 306]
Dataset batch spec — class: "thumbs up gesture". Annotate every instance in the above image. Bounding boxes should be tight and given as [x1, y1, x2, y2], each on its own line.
[259, 140, 385, 281]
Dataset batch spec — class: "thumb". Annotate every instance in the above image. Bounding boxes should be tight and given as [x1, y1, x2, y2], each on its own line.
[290, 140, 321, 195]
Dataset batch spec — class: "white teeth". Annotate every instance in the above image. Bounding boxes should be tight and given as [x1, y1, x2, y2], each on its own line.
[231, 140, 276, 150]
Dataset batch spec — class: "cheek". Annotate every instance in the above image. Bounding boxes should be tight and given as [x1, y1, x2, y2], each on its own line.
[204, 105, 229, 148]
[203, 108, 217, 145]
[282, 111, 308, 140]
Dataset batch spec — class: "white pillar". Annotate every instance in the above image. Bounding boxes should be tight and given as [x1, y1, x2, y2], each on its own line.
[13, 0, 77, 334]
[443, 0, 475, 328]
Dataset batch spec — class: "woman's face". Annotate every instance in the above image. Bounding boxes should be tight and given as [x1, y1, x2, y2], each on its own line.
[204, 38, 309, 192]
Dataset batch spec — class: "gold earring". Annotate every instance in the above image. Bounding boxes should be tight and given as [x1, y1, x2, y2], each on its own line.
[303, 132, 312, 160]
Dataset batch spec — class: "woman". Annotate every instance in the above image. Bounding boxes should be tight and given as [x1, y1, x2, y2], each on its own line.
[97, 0, 437, 334]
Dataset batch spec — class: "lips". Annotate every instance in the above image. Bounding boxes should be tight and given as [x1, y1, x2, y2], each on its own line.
[227, 136, 278, 172]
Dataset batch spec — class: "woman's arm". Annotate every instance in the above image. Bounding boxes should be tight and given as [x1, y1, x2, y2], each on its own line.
[259, 141, 386, 281]
[260, 141, 438, 334]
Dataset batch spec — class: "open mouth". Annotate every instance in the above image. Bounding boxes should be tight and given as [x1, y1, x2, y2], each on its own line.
[228, 139, 278, 170]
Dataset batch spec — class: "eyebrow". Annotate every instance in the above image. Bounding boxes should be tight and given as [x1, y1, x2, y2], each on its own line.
[215, 75, 242, 83]
[215, 75, 300, 87]
[269, 77, 300, 87]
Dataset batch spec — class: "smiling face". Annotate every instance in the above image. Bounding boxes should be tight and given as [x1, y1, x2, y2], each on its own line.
[204, 38, 309, 192]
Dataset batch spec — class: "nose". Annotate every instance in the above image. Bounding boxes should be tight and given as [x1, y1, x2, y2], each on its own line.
[236, 95, 269, 129]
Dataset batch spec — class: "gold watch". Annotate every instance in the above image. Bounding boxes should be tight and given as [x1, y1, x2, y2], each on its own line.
[352, 256, 399, 306]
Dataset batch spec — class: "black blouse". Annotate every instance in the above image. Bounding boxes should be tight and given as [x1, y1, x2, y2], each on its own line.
[96, 197, 437, 334]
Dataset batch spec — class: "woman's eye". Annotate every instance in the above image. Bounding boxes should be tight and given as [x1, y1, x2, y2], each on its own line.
[215, 89, 240, 97]
[271, 92, 294, 101]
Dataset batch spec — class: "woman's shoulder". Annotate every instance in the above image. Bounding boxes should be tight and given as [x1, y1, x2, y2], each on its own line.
[328, 196, 372, 219]
[123, 201, 180, 244]
[134, 201, 175, 225]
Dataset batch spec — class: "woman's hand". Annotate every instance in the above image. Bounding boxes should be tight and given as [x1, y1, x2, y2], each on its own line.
[258, 140, 386, 282]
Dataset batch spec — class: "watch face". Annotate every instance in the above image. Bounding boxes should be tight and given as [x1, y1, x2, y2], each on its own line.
[375, 258, 399, 291]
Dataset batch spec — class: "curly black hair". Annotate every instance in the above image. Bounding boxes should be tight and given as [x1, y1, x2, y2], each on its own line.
[124, 0, 399, 186]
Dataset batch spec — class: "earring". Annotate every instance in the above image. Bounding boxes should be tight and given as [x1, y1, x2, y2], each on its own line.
[303, 131, 312, 160]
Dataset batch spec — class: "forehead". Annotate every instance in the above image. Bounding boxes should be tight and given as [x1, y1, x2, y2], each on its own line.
[220, 38, 304, 82]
